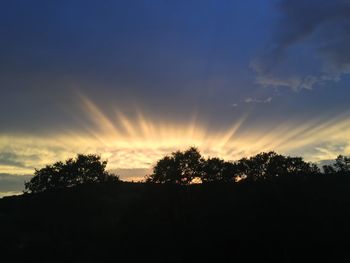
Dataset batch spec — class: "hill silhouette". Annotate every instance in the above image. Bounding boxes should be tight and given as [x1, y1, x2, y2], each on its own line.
[2, 175, 350, 262]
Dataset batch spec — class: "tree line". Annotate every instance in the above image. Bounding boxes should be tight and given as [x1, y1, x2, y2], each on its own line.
[145, 147, 322, 184]
[24, 147, 350, 193]
[145, 147, 350, 184]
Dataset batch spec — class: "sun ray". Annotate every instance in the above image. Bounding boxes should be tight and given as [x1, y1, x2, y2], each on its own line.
[2, 95, 350, 179]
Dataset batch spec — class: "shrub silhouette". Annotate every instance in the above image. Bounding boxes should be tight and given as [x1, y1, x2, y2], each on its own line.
[24, 154, 119, 193]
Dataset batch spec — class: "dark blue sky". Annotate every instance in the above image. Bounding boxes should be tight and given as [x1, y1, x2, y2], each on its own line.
[1, 0, 349, 130]
[1, 0, 350, 195]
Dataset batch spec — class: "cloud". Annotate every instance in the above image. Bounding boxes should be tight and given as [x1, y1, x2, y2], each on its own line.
[111, 168, 151, 181]
[231, 97, 272, 108]
[0, 173, 31, 196]
[252, 0, 350, 90]
[0, 152, 26, 167]
[0, 152, 39, 168]
[245, 97, 272, 104]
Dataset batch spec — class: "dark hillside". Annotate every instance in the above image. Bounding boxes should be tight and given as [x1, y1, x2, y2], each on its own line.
[1, 176, 350, 262]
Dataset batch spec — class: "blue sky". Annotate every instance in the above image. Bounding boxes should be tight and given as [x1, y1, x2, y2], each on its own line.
[1, 0, 350, 196]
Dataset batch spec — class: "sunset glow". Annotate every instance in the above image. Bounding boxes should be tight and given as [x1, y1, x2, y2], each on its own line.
[1, 1, 350, 196]
[2, 94, 350, 190]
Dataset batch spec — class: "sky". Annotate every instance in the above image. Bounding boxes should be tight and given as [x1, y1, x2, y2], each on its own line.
[1, 0, 350, 196]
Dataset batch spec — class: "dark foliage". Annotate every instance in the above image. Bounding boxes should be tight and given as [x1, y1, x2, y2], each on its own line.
[323, 155, 350, 174]
[240, 152, 320, 181]
[24, 154, 119, 193]
[146, 149, 320, 184]
[145, 147, 204, 184]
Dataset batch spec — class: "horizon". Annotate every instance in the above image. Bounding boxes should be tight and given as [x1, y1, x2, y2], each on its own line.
[1, 0, 350, 196]
[0, 144, 340, 198]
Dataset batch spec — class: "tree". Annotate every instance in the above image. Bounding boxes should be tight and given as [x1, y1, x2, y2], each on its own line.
[201, 158, 237, 183]
[284, 156, 320, 175]
[236, 152, 319, 182]
[201, 157, 225, 183]
[146, 147, 204, 184]
[145, 156, 180, 184]
[221, 161, 238, 183]
[238, 152, 284, 181]
[334, 155, 350, 173]
[146, 149, 321, 184]
[323, 164, 336, 174]
[24, 154, 119, 193]
[321, 155, 350, 174]
[147, 148, 239, 184]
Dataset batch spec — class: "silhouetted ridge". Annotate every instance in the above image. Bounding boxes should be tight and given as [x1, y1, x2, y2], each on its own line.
[2, 176, 350, 262]
[3, 149, 350, 262]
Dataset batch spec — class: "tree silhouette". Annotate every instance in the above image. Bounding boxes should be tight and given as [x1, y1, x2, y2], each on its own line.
[201, 158, 237, 183]
[322, 155, 350, 174]
[221, 161, 238, 183]
[24, 154, 119, 193]
[201, 157, 225, 183]
[334, 155, 350, 173]
[146, 149, 321, 184]
[238, 152, 320, 181]
[284, 156, 320, 175]
[146, 147, 204, 184]
[323, 164, 336, 174]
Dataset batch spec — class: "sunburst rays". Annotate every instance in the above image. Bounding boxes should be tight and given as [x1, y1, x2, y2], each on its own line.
[1, 94, 350, 179]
